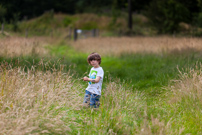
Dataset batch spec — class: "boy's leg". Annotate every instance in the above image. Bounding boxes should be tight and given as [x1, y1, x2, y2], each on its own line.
[83, 90, 91, 107]
[90, 94, 100, 108]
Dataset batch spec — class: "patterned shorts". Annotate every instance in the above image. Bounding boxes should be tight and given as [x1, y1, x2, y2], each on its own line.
[83, 90, 100, 108]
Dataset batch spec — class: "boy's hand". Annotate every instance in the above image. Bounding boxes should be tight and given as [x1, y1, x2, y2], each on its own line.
[83, 76, 89, 81]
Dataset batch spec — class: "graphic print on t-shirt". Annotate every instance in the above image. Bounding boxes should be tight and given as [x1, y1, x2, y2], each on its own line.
[89, 70, 97, 85]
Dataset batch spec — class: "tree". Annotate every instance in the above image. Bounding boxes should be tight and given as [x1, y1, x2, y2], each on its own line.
[0, 0, 77, 22]
[144, 0, 190, 34]
[0, 4, 7, 22]
[194, 0, 202, 28]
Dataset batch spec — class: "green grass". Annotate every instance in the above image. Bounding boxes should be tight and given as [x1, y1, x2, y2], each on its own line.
[46, 44, 202, 92]
[1, 44, 201, 94]
[1, 43, 202, 134]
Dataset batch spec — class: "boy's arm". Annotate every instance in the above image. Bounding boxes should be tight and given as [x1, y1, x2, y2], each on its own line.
[83, 76, 101, 83]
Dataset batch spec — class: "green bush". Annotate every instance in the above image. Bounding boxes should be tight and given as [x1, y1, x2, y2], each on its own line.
[63, 16, 72, 27]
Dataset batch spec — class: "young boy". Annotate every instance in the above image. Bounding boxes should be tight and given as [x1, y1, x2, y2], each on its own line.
[83, 52, 104, 108]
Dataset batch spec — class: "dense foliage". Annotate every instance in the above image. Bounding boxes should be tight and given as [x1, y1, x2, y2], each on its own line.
[1, 35, 202, 134]
[144, 0, 190, 33]
[1, 0, 202, 34]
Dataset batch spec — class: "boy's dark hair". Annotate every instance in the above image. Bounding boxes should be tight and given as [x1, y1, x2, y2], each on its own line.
[87, 52, 101, 65]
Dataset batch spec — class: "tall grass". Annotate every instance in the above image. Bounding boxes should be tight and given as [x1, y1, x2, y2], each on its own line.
[72, 36, 202, 56]
[0, 37, 49, 57]
[171, 64, 202, 103]
[165, 64, 202, 134]
[1, 36, 202, 134]
[2, 60, 201, 134]
[0, 61, 82, 134]
[0, 60, 145, 134]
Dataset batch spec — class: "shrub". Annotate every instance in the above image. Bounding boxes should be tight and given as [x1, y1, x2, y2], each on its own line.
[63, 16, 72, 27]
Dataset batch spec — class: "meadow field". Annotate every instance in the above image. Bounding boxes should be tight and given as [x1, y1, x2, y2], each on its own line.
[0, 36, 202, 134]
[72, 36, 202, 56]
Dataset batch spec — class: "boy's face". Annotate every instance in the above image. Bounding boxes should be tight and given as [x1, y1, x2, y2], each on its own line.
[90, 60, 99, 68]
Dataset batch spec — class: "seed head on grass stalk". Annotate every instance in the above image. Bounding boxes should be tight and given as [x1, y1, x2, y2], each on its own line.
[0, 60, 83, 134]
[170, 63, 202, 103]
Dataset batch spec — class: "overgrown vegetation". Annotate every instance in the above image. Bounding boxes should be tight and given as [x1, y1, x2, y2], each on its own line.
[2, 0, 202, 36]
[1, 36, 202, 134]
[144, 0, 190, 34]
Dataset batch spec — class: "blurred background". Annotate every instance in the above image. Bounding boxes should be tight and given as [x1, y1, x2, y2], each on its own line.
[1, 0, 202, 37]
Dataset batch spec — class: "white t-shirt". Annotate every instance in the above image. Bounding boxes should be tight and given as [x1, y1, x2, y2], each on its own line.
[86, 67, 104, 95]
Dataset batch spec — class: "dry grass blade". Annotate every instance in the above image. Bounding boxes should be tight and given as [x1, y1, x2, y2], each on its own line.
[71, 36, 202, 56]
[0, 62, 82, 134]
[170, 64, 202, 103]
[0, 37, 50, 57]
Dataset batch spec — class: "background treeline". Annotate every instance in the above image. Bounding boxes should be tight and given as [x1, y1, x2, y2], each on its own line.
[1, 0, 202, 34]
[0, 0, 151, 20]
